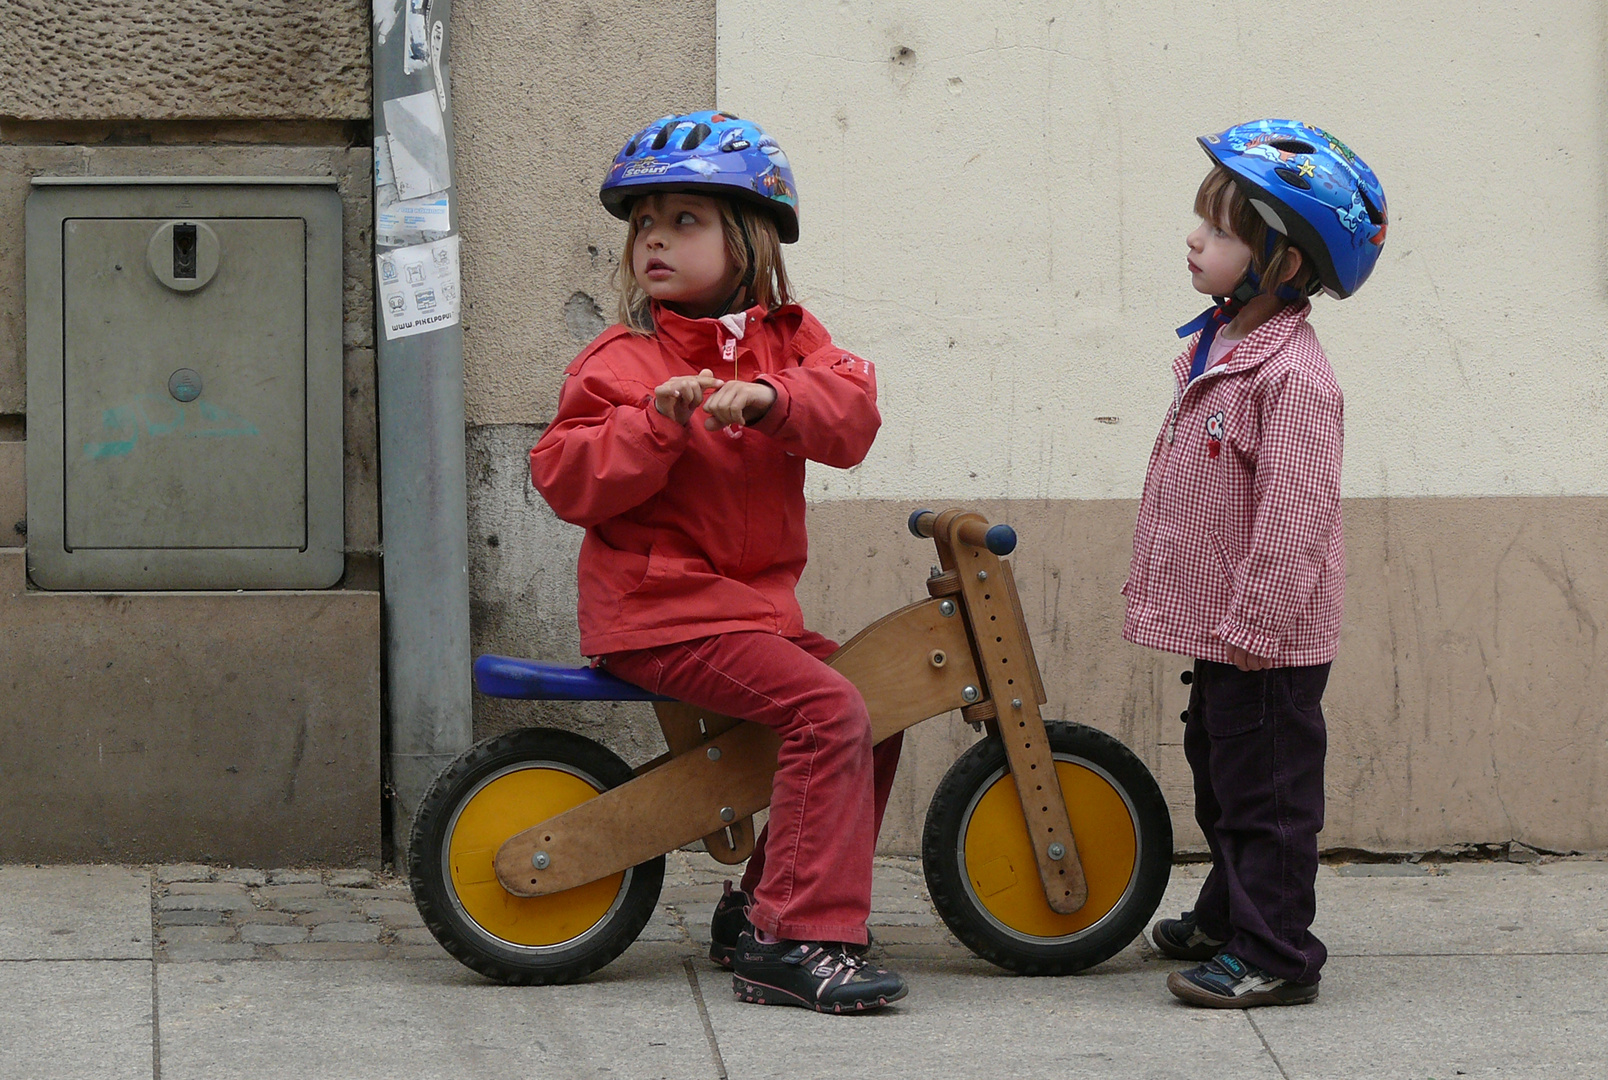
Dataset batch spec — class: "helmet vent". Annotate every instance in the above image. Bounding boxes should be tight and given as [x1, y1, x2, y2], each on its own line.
[651, 127, 672, 151]
[682, 124, 712, 151]
[1361, 191, 1386, 225]
[625, 140, 639, 156]
[1274, 166, 1311, 190]
[1269, 139, 1316, 155]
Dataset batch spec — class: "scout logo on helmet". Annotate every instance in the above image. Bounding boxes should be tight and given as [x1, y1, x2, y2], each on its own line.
[600, 110, 801, 243]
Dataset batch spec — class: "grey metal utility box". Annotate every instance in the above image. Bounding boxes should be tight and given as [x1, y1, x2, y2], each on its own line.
[25, 178, 344, 590]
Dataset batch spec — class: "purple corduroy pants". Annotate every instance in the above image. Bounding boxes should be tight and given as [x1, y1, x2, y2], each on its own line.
[1183, 658, 1330, 984]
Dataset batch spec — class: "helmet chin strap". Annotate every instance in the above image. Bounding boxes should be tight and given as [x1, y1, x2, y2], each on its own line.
[1176, 233, 1300, 381]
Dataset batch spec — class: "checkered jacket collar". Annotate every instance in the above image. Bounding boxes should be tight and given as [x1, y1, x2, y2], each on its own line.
[1172, 301, 1313, 389]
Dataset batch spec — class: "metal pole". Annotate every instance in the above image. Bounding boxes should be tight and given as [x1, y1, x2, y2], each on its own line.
[371, 0, 471, 857]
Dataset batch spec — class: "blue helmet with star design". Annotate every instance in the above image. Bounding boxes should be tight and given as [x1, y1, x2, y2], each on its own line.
[1199, 119, 1387, 299]
[600, 110, 800, 243]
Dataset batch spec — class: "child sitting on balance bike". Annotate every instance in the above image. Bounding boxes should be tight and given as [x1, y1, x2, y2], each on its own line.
[530, 110, 907, 1013]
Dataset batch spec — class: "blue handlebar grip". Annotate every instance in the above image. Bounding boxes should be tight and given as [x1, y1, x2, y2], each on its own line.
[908, 508, 936, 538]
[985, 524, 1017, 556]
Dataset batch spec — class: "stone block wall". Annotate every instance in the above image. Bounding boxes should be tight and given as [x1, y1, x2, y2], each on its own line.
[0, 4, 382, 862]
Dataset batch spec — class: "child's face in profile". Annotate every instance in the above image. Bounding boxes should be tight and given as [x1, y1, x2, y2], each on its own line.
[630, 193, 739, 318]
[1185, 215, 1253, 298]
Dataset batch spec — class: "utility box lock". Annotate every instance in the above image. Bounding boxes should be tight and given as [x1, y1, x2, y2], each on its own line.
[25, 178, 345, 590]
[147, 219, 220, 292]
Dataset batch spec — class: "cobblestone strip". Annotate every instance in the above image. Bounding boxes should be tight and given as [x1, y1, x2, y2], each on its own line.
[152, 853, 965, 963]
[152, 865, 449, 962]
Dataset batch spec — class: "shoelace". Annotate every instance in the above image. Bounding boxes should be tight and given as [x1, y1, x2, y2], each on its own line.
[798, 946, 869, 1001]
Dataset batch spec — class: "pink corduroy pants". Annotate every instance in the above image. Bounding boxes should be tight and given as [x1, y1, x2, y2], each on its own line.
[603, 629, 903, 944]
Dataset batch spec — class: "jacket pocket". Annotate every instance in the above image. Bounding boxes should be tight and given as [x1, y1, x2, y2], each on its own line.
[1205, 528, 1239, 588]
[620, 528, 680, 604]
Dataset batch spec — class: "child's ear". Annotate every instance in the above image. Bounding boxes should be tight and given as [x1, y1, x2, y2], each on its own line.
[1278, 246, 1305, 285]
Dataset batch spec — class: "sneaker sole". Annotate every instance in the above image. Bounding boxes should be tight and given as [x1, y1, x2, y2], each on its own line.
[1166, 971, 1319, 1009]
[732, 974, 907, 1014]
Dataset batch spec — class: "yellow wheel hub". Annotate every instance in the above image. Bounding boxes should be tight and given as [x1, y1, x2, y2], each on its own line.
[962, 759, 1138, 937]
[446, 766, 626, 948]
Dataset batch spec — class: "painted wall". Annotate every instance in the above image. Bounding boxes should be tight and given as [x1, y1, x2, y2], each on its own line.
[459, 1, 1608, 855]
[717, 1, 1605, 503]
[709, 0, 1608, 853]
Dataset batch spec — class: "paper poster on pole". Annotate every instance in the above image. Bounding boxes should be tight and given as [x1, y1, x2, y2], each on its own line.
[383, 90, 452, 200]
[378, 236, 461, 340]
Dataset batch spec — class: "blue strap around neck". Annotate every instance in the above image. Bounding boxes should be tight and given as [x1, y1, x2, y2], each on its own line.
[1178, 304, 1230, 383]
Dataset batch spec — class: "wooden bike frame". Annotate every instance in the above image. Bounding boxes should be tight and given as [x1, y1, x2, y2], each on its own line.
[493, 509, 1090, 914]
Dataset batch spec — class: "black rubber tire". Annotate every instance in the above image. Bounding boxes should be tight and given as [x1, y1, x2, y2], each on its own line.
[922, 721, 1173, 975]
[408, 726, 665, 985]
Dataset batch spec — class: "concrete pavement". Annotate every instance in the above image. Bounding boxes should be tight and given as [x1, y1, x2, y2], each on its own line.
[1, 854, 1605, 1079]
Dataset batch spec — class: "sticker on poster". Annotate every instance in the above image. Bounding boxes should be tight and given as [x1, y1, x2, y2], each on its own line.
[374, 136, 397, 188]
[378, 236, 461, 340]
[378, 193, 450, 237]
[373, 0, 402, 41]
[403, 0, 432, 74]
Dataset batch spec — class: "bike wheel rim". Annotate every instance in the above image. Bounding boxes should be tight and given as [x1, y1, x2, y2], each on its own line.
[956, 753, 1142, 945]
[442, 761, 632, 953]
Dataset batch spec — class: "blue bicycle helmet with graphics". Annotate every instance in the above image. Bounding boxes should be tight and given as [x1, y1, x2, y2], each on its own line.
[600, 110, 800, 243]
[1199, 119, 1387, 299]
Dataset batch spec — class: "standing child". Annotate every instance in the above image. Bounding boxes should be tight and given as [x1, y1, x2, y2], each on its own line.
[1122, 120, 1388, 1007]
[530, 110, 908, 1013]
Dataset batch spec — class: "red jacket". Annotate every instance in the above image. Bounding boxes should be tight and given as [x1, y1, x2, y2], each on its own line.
[1122, 303, 1345, 666]
[531, 302, 881, 655]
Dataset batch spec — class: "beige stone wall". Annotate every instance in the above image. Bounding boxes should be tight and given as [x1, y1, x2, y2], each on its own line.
[0, 440, 19, 539]
[0, 4, 381, 861]
[455, 0, 717, 754]
[453, 0, 717, 426]
[801, 498, 1608, 856]
[1, 1, 370, 121]
[0, 550, 380, 864]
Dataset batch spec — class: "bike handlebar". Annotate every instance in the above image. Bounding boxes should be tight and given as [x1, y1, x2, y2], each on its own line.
[907, 509, 1018, 556]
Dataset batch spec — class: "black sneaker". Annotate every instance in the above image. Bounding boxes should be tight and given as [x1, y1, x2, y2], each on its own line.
[1167, 952, 1319, 1009]
[709, 881, 874, 967]
[709, 881, 752, 969]
[1150, 910, 1226, 962]
[731, 931, 908, 1013]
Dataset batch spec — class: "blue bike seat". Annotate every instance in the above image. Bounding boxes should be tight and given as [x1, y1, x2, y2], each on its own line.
[472, 655, 672, 702]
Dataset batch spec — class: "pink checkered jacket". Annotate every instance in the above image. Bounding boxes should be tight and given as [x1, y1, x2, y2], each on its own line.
[1122, 302, 1344, 667]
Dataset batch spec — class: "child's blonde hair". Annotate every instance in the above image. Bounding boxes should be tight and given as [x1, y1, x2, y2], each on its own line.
[1194, 166, 1317, 299]
[614, 197, 794, 334]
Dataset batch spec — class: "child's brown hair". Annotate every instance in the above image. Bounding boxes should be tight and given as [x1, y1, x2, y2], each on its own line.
[1194, 166, 1317, 299]
[615, 197, 794, 334]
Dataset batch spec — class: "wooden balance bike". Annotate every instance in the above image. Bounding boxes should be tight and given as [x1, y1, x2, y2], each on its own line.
[408, 509, 1173, 984]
